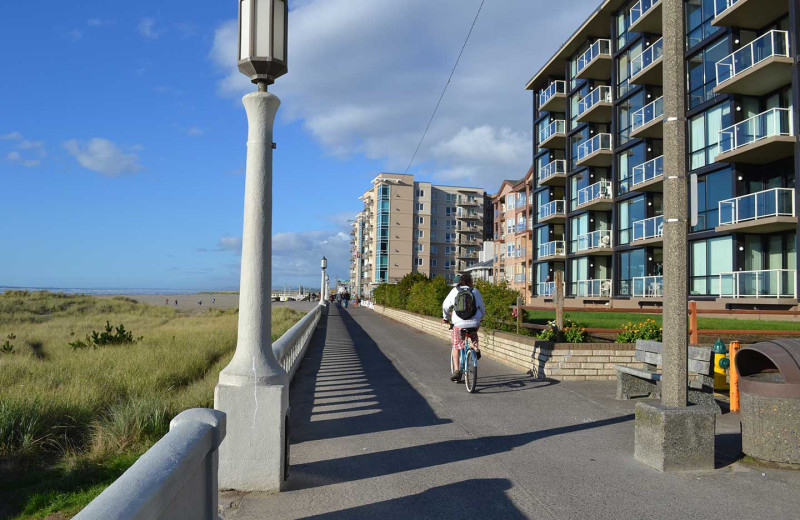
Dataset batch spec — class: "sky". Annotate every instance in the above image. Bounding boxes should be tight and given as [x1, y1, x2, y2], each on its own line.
[0, 0, 598, 291]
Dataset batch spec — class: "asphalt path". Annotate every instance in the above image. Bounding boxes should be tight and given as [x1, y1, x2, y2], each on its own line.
[221, 304, 800, 520]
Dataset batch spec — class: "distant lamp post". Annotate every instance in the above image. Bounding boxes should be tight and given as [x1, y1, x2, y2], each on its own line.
[320, 256, 327, 305]
[215, 0, 290, 492]
[238, 0, 288, 90]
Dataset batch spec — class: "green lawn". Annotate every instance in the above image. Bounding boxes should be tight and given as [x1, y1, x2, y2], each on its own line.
[524, 310, 800, 331]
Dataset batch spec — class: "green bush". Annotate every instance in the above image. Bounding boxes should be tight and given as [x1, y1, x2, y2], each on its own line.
[406, 276, 453, 318]
[69, 322, 141, 350]
[563, 323, 589, 343]
[616, 318, 662, 343]
[474, 280, 522, 333]
[2, 333, 15, 354]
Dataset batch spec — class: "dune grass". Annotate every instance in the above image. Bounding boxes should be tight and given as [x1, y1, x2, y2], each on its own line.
[0, 291, 306, 520]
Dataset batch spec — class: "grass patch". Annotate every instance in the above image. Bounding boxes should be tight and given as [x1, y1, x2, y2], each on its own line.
[524, 310, 799, 331]
[0, 291, 305, 519]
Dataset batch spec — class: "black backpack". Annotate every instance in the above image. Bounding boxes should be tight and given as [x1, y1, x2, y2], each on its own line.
[454, 287, 477, 320]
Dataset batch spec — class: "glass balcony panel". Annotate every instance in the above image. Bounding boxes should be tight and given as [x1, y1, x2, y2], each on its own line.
[577, 86, 612, 117]
[576, 230, 613, 252]
[577, 180, 613, 207]
[632, 156, 664, 188]
[630, 38, 663, 78]
[632, 97, 664, 131]
[632, 215, 664, 242]
[719, 269, 797, 298]
[538, 240, 566, 259]
[538, 200, 566, 220]
[718, 188, 796, 225]
[576, 279, 613, 298]
[577, 39, 611, 74]
[630, 0, 658, 26]
[539, 80, 566, 109]
[538, 159, 566, 183]
[632, 276, 664, 298]
[539, 120, 566, 143]
[716, 30, 790, 85]
[576, 133, 613, 162]
[718, 108, 793, 154]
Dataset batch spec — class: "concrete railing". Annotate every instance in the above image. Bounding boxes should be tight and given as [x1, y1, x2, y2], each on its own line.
[273, 304, 324, 381]
[75, 409, 225, 520]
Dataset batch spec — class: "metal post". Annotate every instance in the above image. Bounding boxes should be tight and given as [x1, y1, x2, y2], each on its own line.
[661, 0, 688, 407]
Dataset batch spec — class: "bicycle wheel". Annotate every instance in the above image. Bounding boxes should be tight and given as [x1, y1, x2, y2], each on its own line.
[450, 348, 457, 378]
[465, 349, 477, 393]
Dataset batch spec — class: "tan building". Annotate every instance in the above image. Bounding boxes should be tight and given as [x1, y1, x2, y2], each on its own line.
[491, 168, 536, 303]
[349, 173, 490, 296]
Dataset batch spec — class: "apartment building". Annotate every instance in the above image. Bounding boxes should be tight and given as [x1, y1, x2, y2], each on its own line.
[349, 173, 491, 296]
[525, 0, 798, 309]
[491, 168, 536, 303]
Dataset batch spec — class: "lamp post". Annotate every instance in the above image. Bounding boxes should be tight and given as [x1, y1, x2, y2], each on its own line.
[214, 0, 290, 492]
[320, 256, 327, 305]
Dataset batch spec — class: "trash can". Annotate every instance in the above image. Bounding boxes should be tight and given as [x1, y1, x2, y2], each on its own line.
[734, 339, 800, 464]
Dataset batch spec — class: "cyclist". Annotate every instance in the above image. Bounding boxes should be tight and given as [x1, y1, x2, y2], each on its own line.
[442, 273, 485, 382]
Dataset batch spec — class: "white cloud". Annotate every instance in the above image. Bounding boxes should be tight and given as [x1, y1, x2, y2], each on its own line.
[210, 0, 599, 189]
[0, 132, 23, 141]
[6, 151, 40, 168]
[87, 19, 113, 27]
[187, 126, 204, 137]
[6, 151, 21, 162]
[138, 18, 164, 40]
[63, 138, 143, 177]
[217, 236, 243, 254]
[66, 29, 82, 42]
[2, 132, 45, 166]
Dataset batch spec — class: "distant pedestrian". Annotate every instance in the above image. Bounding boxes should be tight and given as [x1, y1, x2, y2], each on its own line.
[165, 297, 169, 305]
[198, 300, 202, 306]
[212, 297, 216, 305]
[343, 290, 350, 308]
[175, 299, 178, 306]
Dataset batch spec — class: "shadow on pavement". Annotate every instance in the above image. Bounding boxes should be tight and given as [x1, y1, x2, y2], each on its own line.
[473, 373, 559, 394]
[296, 479, 529, 520]
[290, 414, 633, 490]
[289, 305, 450, 444]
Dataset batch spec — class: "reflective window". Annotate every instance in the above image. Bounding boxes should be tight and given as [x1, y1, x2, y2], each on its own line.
[617, 195, 645, 245]
[617, 142, 646, 195]
[692, 168, 733, 231]
[617, 90, 646, 145]
[617, 40, 644, 98]
[686, 0, 722, 50]
[689, 102, 732, 169]
[687, 37, 727, 109]
[618, 248, 646, 296]
[690, 236, 733, 295]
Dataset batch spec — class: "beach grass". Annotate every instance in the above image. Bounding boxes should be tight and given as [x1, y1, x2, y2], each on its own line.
[0, 290, 305, 519]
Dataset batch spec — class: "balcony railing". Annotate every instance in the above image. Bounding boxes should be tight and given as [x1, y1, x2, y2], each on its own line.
[633, 276, 664, 298]
[577, 86, 612, 117]
[717, 30, 790, 87]
[538, 240, 566, 259]
[538, 200, 566, 220]
[630, 38, 663, 78]
[718, 188, 796, 226]
[632, 155, 664, 188]
[576, 133, 612, 162]
[630, 0, 659, 26]
[632, 215, 664, 242]
[577, 180, 613, 207]
[719, 269, 797, 299]
[576, 229, 613, 252]
[539, 120, 566, 143]
[632, 96, 663, 131]
[539, 80, 566, 108]
[538, 281, 566, 298]
[515, 273, 527, 283]
[539, 159, 566, 183]
[713, 0, 739, 18]
[577, 279, 613, 298]
[577, 39, 611, 75]
[718, 107, 793, 154]
[516, 222, 527, 233]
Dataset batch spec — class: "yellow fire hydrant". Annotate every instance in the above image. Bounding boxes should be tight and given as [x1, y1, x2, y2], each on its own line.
[712, 339, 730, 391]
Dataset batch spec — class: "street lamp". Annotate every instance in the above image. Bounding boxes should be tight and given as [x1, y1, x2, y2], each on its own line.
[215, 0, 290, 493]
[320, 256, 327, 305]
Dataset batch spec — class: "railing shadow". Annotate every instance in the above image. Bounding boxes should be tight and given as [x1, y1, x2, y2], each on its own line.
[296, 479, 530, 519]
[473, 373, 559, 394]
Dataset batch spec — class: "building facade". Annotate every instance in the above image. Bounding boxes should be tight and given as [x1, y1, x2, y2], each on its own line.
[524, 0, 798, 309]
[349, 173, 490, 297]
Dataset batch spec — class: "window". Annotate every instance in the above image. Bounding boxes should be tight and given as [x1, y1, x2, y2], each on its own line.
[418, 230, 424, 238]
[615, 7, 633, 49]
[445, 207, 454, 216]
[415, 258, 423, 266]
[431, 231, 437, 240]
[433, 218, 438, 226]
[618, 248, 646, 296]
[445, 233, 453, 243]
[618, 195, 646, 245]
[689, 103, 732, 169]
[617, 40, 644, 98]
[617, 142, 647, 195]
[687, 38, 727, 109]
[431, 245, 438, 254]
[417, 244, 424, 252]
[416, 189, 424, 197]
[686, 0, 722, 50]
[692, 168, 733, 231]
[691, 236, 733, 295]
[430, 259, 438, 267]
[616, 90, 645, 145]
[417, 203, 424, 211]
[444, 260, 452, 270]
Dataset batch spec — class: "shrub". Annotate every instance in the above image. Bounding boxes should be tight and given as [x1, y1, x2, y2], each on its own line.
[69, 322, 141, 350]
[1, 333, 15, 354]
[474, 280, 521, 333]
[406, 276, 452, 318]
[536, 324, 557, 341]
[616, 318, 662, 343]
[563, 323, 589, 343]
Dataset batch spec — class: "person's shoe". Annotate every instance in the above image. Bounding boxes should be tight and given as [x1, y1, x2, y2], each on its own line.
[450, 370, 462, 382]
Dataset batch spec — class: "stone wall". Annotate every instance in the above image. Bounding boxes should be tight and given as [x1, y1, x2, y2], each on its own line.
[372, 305, 638, 381]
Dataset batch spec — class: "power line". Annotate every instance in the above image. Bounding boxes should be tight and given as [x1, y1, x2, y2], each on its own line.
[404, 0, 486, 174]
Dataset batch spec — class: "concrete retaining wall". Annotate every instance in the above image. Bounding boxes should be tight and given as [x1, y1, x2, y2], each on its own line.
[75, 409, 226, 520]
[372, 305, 638, 381]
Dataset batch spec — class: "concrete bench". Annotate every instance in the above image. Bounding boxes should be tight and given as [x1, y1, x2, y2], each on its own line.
[614, 340, 720, 412]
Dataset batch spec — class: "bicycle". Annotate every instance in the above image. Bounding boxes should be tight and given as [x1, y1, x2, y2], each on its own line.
[448, 323, 478, 393]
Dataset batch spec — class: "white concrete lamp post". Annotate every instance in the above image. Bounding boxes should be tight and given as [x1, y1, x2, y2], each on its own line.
[320, 256, 327, 305]
[214, 0, 290, 492]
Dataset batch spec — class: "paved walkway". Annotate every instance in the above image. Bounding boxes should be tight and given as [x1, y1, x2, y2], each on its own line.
[221, 305, 800, 519]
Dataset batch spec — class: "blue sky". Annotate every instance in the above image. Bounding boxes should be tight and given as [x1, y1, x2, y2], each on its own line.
[0, 0, 597, 291]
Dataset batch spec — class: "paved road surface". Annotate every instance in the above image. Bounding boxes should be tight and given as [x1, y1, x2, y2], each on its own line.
[221, 305, 800, 519]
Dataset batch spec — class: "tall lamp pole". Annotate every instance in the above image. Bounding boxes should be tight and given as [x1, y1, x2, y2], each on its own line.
[320, 256, 327, 305]
[214, 0, 290, 492]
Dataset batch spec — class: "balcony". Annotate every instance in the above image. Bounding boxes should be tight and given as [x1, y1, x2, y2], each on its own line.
[630, 38, 663, 85]
[538, 281, 566, 298]
[458, 250, 479, 260]
[633, 276, 664, 298]
[576, 133, 613, 167]
[577, 279, 613, 298]
[630, 96, 663, 139]
[714, 31, 792, 96]
[538, 159, 567, 187]
[539, 120, 567, 149]
[632, 215, 664, 245]
[716, 108, 794, 164]
[629, 0, 662, 34]
[576, 86, 612, 123]
[716, 188, 796, 233]
[515, 222, 527, 234]
[514, 273, 527, 284]
[577, 180, 614, 211]
[576, 229, 613, 255]
[712, 0, 790, 30]
[719, 269, 796, 299]
[538, 240, 566, 261]
[456, 208, 482, 220]
[631, 155, 664, 192]
[539, 80, 567, 113]
[456, 196, 480, 207]
[458, 236, 479, 246]
[576, 39, 612, 80]
[538, 200, 566, 224]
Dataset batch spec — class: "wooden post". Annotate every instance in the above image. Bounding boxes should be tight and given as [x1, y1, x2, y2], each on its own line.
[688, 300, 699, 345]
[516, 294, 522, 335]
[554, 271, 564, 331]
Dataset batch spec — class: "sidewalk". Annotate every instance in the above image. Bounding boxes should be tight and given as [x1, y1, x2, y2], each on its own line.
[220, 305, 800, 519]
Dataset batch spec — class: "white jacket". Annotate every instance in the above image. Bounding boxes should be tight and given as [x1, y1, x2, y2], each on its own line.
[442, 286, 485, 329]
